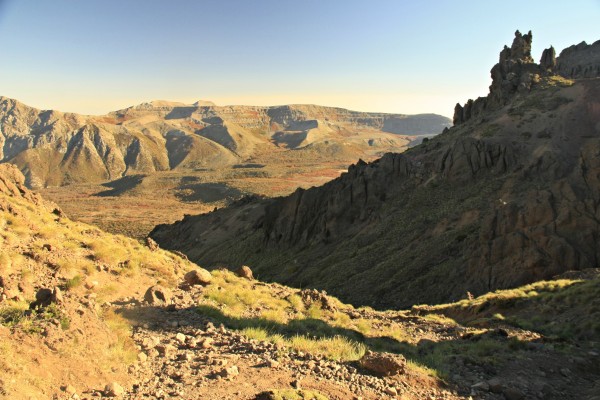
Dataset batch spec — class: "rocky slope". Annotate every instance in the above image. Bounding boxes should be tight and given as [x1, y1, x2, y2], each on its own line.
[151, 31, 600, 309]
[0, 98, 450, 188]
[2, 163, 600, 399]
[0, 163, 194, 397]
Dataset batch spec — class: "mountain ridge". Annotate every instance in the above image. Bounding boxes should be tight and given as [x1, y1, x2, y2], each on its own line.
[0, 96, 450, 188]
[151, 31, 600, 309]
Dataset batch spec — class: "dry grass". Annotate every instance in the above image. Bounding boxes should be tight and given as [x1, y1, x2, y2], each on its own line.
[418, 277, 600, 340]
[198, 270, 370, 361]
[288, 335, 366, 361]
[0, 169, 205, 398]
[100, 309, 138, 368]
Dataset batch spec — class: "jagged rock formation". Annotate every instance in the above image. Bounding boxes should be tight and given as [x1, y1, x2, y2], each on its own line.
[540, 46, 556, 71]
[555, 39, 600, 78]
[454, 31, 600, 126]
[151, 31, 600, 309]
[454, 30, 544, 125]
[0, 97, 450, 188]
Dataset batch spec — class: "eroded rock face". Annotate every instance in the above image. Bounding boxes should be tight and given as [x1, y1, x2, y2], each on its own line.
[454, 30, 548, 125]
[555, 40, 600, 79]
[151, 34, 600, 309]
[454, 31, 599, 127]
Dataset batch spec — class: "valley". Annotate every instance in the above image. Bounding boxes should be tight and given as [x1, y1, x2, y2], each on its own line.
[1, 98, 449, 238]
[0, 21, 599, 400]
[151, 33, 600, 309]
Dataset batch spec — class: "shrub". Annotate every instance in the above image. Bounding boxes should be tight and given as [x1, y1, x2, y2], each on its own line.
[65, 275, 83, 290]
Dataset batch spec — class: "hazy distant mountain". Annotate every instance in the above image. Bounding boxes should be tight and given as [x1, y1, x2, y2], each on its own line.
[0, 98, 450, 188]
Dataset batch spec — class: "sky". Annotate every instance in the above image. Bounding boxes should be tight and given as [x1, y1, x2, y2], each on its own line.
[0, 1, 598, 118]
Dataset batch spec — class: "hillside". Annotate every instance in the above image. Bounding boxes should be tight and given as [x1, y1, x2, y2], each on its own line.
[151, 31, 600, 309]
[2, 162, 599, 399]
[0, 97, 450, 189]
[0, 163, 192, 397]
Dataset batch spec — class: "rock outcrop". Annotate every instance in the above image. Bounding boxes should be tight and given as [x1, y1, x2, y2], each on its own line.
[555, 39, 600, 79]
[540, 46, 556, 71]
[151, 32, 600, 309]
[454, 30, 550, 125]
[454, 31, 600, 126]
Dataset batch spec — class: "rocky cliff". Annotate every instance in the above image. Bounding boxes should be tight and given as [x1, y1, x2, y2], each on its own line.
[151, 31, 600, 309]
[453, 31, 600, 126]
[556, 39, 600, 79]
[0, 98, 450, 188]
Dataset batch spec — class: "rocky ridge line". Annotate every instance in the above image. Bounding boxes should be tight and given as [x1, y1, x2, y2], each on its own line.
[454, 30, 600, 125]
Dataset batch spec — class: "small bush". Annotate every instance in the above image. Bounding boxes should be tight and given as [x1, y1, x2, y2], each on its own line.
[288, 334, 366, 361]
[65, 275, 83, 290]
[287, 294, 305, 313]
[0, 301, 28, 326]
[306, 304, 323, 319]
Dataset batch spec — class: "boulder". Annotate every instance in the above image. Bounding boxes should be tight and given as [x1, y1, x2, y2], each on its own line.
[502, 387, 525, 400]
[156, 344, 176, 358]
[84, 280, 98, 290]
[235, 265, 254, 280]
[30, 288, 54, 308]
[51, 287, 63, 304]
[487, 377, 503, 393]
[184, 269, 212, 286]
[104, 382, 125, 397]
[218, 365, 239, 378]
[143, 285, 172, 305]
[175, 332, 186, 344]
[359, 351, 406, 376]
[145, 237, 159, 251]
[472, 381, 490, 392]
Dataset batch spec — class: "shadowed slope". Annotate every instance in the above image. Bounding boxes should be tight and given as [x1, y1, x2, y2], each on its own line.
[151, 33, 600, 309]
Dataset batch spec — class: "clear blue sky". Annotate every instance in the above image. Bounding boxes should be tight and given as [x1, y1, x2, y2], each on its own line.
[0, 0, 598, 117]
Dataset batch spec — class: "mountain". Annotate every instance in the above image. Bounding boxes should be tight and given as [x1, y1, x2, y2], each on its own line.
[2, 162, 599, 399]
[0, 98, 450, 189]
[151, 31, 600, 309]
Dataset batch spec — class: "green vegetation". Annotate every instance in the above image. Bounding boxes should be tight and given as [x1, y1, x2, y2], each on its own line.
[0, 300, 29, 327]
[0, 301, 70, 334]
[65, 274, 83, 290]
[509, 76, 574, 117]
[418, 277, 600, 340]
[100, 309, 138, 367]
[537, 75, 575, 89]
[197, 271, 366, 361]
[195, 270, 600, 380]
